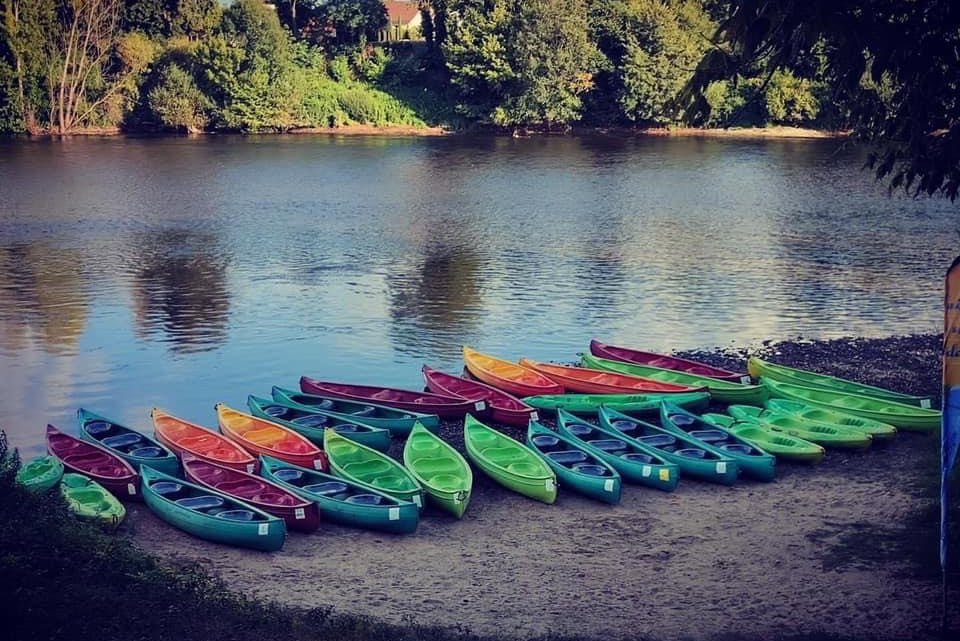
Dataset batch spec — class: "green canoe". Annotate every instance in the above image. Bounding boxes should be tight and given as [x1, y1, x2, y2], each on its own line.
[141, 466, 285, 551]
[582, 354, 767, 405]
[749, 356, 931, 407]
[660, 402, 776, 481]
[765, 398, 897, 440]
[463, 414, 557, 504]
[557, 408, 679, 491]
[761, 378, 939, 431]
[259, 455, 418, 534]
[523, 392, 710, 416]
[728, 404, 872, 449]
[403, 423, 473, 518]
[324, 429, 424, 509]
[701, 414, 825, 463]
[77, 408, 179, 476]
[248, 395, 392, 452]
[61, 473, 126, 527]
[598, 407, 738, 485]
[527, 421, 622, 504]
[16, 455, 64, 491]
[272, 386, 438, 435]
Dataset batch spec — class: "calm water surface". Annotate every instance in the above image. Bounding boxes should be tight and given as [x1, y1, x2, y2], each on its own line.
[0, 135, 954, 454]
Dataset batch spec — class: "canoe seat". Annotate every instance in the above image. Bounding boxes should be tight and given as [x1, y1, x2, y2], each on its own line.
[588, 439, 628, 453]
[332, 423, 361, 434]
[102, 433, 144, 449]
[675, 448, 708, 459]
[639, 434, 677, 447]
[622, 452, 655, 464]
[531, 435, 560, 448]
[176, 495, 225, 511]
[565, 423, 594, 437]
[303, 481, 350, 496]
[506, 462, 545, 476]
[572, 463, 612, 477]
[180, 435, 220, 449]
[273, 468, 305, 483]
[347, 405, 376, 417]
[546, 450, 589, 464]
[409, 438, 441, 452]
[689, 430, 729, 444]
[129, 446, 165, 458]
[346, 493, 384, 505]
[84, 421, 114, 436]
[293, 414, 330, 428]
[242, 428, 283, 446]
[721, 443, 755, 455]
[264, 405, 296, 419]
[610, 420, 638, 434]
[428, 474, 464, 491]
[412, 458, 460, 475]
[344, 459, 392, 476]
[371, 475, 409, 490]
[217, 479, 263, 496]
[669, 414, 697, 427]
[256, 492, 299, 506]
[481, 446, 527, 465]
[212, 509, 256, 521]
[151, 481, 185, 496]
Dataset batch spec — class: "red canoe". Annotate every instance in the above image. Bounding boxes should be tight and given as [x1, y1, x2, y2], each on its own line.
[181, 455, 320, 533]
[299, 377, 485, 418]
[422, 365, 538, 426]
[518, 360, 706, 395]
[46, 424, 140, 500]
[589, 339, 747, 383]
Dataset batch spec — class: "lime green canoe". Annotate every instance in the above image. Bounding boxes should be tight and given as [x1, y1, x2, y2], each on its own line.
[324, 429, 424, 509]
[16, 455, 64, 492]
[582, 354, 767, 405]
[464, 414, 557, 504]
[761, 377, 939, 431]
[701, 414, 825, 463]
[728, 404, 872, 448]
[61, 473, 126, 527]
[402, 423, 472, 518]
[749, 356, 931, 407]
[765, 398, 897, 440]
[523, 392, 710, 416]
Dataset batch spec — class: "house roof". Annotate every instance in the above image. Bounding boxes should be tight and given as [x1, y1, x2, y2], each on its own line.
[384, 1, 421, 25]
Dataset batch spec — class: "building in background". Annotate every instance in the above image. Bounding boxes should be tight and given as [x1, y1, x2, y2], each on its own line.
[381, 1, 423, 41]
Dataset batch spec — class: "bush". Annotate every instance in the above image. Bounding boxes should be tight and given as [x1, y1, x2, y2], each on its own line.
[357, 47, 390, 83]
[329, 55, 353, 83]
[703, 76, 766, 127]
[0, 60, 24, 134]
[147, 64, 212, 131]
[764, 69, 820, 125]
[338, 87, 386, 123]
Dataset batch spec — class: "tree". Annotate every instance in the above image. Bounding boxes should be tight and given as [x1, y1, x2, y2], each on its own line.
[173, 0, 220, 40]
[311, 0, 387, 52]
[147, 63, 210, 131]
[1, 0, 57, 132]
[681, 0, 960, 200]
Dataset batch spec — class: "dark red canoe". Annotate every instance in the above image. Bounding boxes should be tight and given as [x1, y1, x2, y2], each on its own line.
[182, 455, 320, 533]
[422, 365, 538, 427]
[589, 339, 748, 383]
[46, 424, 140, 500]
[299, 377, 485, 419]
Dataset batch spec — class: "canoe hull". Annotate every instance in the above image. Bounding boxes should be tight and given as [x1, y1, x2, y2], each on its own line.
[524, 392, 710, 416]
[324, 429, 425, 509]
[247, 396, 392, 452]
[61, 473, 126, 527]
[216, 404, 328, 472]
[590, 340, 745, 382]
[152, 410, 257, 473]
[402, 423, 473, 518]
[46, 425, 141, 500]
[462, 347, 565, 397]
[527, 423, 621, 504]
[422, 366, 537, 427]
[16, 456, 64, 492]
[764, 399, 897, 440]
[520, 359, 704, 395]
[300, 377, 480, 418]
[272, 386, 438, 435]
[728, 404, 873, 449]
[701, 414, 825, 463]
[464, 415, 557, 504]
[77, 408, 179, 476]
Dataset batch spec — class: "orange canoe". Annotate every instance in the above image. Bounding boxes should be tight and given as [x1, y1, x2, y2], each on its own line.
[152, 409, 257, 473]
[518, 359, 707, 395]
[463, 346, 564, 397]
[216, 403, 328, 471]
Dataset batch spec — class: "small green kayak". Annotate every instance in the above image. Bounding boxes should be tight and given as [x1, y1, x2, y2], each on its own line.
[701, 414, 825, 463]
[660, 402, 776, 481]
[761, 378, 939, 431]
[523, 392, 710, 416]
[749, 356, 931, 407]
[527, 421, 621, 504]
[16, 455, 64, 491]
[260, 455, 419, 534]
[324, 429, 424, 509]
[248, 395, 392, 452]
[765, 398, 897, 440]
[61, 473, 126, 527]
[463, 414, 557, 504]
[728, 404, 872, 449]
[598, 407, 738, 485]
[403, 423, 473, 518]
[557, 408, 679, 491]
[272, 386, 438, 435]
[582, 354, 767, 405]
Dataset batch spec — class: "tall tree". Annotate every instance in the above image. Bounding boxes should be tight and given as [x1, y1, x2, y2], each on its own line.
[1, 0, 57, 132]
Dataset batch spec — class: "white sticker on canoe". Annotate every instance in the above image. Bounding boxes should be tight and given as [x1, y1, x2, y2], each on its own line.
[604, 479, 614, 492]
[474, 401, 486, 411]
[258, 523, 269, 536]
[295, 508, 305, 520]
[641, 465, 652, 478]
[413, 494, 422, 507]
[530, 411, 539, 421]
[389, 507, 400, 521]
[545, 478, 556, 492]
[313, 459, 324, 470]
[716, 462, 727, 474]
[921, 399, 931, 409]
[127, 483, 136, 495]
[740, 376, 752, 384]
[246, 463, 255, 473]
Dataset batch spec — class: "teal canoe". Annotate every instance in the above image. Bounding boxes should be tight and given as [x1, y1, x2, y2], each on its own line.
[527, 421, 622, 504]
[272, 386, 438, 435]
[16, 455, 64, 491]
[582, 354, 767, 405]
[523, 392, 710, 416]
[728, 404, 872, 448]
[248, 395, 392, 452]
[77, 408, 179, 476]
[556, 408, 679, 491]
[464, 414, 557, 504]
[324, 429, 424, 509]
[660, 402, 776, 481]
[701, 413, 825, 463]
[761, 378, 939, 431]
[61, 473, 126, 527]
[260, 455, 419, 534]
[141, 466, 286, 551]
[403, 423, 473, 518]
[598, 407, 739, 485]
[749, 356, 931, 407]
[764, 398, 897, 440]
